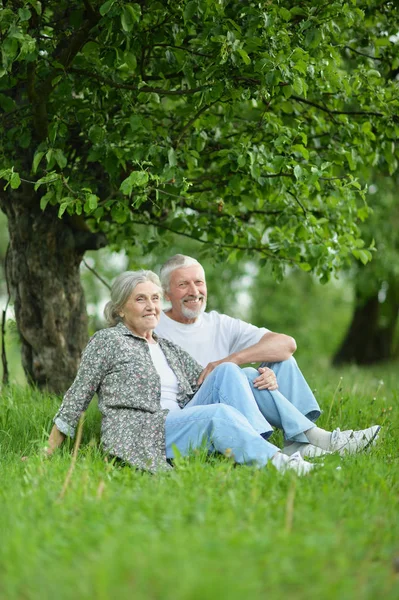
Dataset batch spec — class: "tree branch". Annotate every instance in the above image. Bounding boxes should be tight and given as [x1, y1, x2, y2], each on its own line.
[82, 259, 111, 290]
[287, 190, 307, 216]
[291, 95, 386, 118]
[129, 218, 295, 262]
[151, 43, 212, 58]
[176, 98, 221, 147]
[69, 68, 210, 95]
[344, 45, 384, 62]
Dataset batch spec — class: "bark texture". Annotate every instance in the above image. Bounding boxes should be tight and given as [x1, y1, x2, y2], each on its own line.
[1, 185, 106, 393]
[333, 282, 399, 365]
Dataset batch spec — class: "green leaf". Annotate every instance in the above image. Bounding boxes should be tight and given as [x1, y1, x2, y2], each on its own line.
[32, 151, 45, 174]
[87, 194, 98, 210]
[168, 148, 177, 167]
[237, 48, 250, 65]
[129, 115, 143, 131]
[0, 93, 16, 111]
[184, 1, 197, 22]
[54, 149, 67, 169]
[292, 145, 309, 160]
[88, 125, 105, 145]
[18, 7, 32, 21]
[352, 249, 372, 265]
[299, 262, 312, 272]
[58, 201, 71, 218]
[293, 165, 302, 180]
[305, 29, 322, 49]
[124, 51, 137, 71]
[28, 1, 42, 15]
[10, 172, 21, 189]
[34, 172, 59, 191]
[40, 190, 54, 211]
[111, 203, 129, 223]
[99, 0, 115, 16]
[121, 3, 141, 32]
[279, 7, 291, 21]
[119, 171, 149, 195]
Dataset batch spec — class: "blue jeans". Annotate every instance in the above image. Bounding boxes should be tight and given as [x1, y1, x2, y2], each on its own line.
[165, 363, 316, 465]
[255, 357, 322, 443]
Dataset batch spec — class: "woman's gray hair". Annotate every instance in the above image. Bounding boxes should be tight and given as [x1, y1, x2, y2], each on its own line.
[104, 270, 162, 327]
[159, 254, 202, 292]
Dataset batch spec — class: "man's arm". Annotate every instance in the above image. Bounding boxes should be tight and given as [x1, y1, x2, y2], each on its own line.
[197, 331, 296, 385]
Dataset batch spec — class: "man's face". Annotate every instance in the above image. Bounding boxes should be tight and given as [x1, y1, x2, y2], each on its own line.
[166, 265, 207, 322]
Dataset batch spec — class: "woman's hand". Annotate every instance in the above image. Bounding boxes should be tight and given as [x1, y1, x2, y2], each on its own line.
[252, 367, 278, 391]
[46, 424, 66, 455]
[197, 359, 224, 385]
[21, 426, 65, 461]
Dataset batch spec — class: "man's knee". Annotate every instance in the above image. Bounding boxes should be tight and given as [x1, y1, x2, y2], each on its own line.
[214, 362, 242, 377]
[242, 366, 258, 381]
[261, 356, 298, 370]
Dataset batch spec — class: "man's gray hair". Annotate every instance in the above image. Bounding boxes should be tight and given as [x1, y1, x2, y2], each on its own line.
[159, 254, 203, 292]
[104, 270, 162, 326]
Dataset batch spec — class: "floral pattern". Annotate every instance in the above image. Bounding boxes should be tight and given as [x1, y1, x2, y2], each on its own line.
[54, 322, 203, 471]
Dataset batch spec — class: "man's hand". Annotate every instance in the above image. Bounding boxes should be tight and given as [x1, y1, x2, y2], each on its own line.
[252, 366, 278, 391]
[197, 360, 225, 385]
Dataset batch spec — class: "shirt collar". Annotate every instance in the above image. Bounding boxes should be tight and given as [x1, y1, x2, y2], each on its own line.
[115, 321, 159, 342]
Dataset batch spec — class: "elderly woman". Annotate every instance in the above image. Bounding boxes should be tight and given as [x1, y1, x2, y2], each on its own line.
[47, 271, 377, 474]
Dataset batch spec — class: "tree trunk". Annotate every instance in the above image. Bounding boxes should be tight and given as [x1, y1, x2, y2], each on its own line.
[333, 280, 399, 365]
[0, 185, 106, 393]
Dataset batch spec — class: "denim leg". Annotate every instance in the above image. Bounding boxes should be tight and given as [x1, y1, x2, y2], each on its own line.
[260, 357, 321, 422]
[242, 367, 316, 443]
[185, 363, 273, 438]
[165, 403, 279, 466]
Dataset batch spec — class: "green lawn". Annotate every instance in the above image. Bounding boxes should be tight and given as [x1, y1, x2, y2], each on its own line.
[0, 362, 398, 600]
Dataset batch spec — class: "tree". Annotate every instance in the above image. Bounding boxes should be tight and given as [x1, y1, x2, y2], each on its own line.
[0, 0, 398, 391]
[333, 174, 399, 365]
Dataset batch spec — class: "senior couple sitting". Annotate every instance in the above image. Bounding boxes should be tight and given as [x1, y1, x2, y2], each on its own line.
[47, 256, 381, 475]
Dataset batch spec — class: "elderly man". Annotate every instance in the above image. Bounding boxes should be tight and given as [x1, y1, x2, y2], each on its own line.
[154, 254, 380, 457]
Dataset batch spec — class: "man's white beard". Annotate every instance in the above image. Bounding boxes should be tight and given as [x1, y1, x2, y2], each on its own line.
[180, 297, 207, 320]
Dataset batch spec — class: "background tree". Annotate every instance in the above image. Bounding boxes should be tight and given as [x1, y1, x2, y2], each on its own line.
[0, 0, 398, 392]
[333, 175, 399, 365]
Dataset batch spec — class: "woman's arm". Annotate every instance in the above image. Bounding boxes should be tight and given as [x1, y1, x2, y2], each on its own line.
[52, 330, 110, 439]
[46, 424, 66, 456]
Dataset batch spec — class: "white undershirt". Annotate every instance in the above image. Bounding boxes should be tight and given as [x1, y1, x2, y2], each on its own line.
[148, 343, 181, 412]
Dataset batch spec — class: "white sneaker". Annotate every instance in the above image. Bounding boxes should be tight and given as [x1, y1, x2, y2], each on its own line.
[328, 425, 381, 455]
[272, 451, 317, 476]
[282, 442, 331, 458]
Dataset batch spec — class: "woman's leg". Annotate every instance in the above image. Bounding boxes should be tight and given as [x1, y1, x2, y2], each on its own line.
[165, 403, 280, 466]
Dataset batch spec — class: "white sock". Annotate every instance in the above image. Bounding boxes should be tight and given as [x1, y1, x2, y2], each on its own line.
[305, 427, 332, 450]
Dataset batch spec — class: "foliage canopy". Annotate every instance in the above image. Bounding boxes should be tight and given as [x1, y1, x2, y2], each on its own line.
[1, 0, 398, 283]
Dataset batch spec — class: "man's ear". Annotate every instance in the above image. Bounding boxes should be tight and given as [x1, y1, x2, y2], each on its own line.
[164, 291, 171, 302]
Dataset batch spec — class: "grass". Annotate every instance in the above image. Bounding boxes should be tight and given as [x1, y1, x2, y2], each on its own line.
[0, 362, 398, 600]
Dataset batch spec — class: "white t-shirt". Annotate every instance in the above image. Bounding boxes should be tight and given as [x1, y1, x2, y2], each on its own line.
[148, 343, 181, 412]
[155, 311, 268, 368]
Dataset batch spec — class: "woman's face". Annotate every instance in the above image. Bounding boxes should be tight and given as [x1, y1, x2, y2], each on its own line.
[121, 281, 162, 338]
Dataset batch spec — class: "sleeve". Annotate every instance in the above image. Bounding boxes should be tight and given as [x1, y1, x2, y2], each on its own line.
[223, 314, 269, 355]
[53, 332, 110, 438]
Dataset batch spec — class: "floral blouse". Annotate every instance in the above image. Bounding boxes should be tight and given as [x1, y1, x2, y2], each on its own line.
[54, 322, 203, 471]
